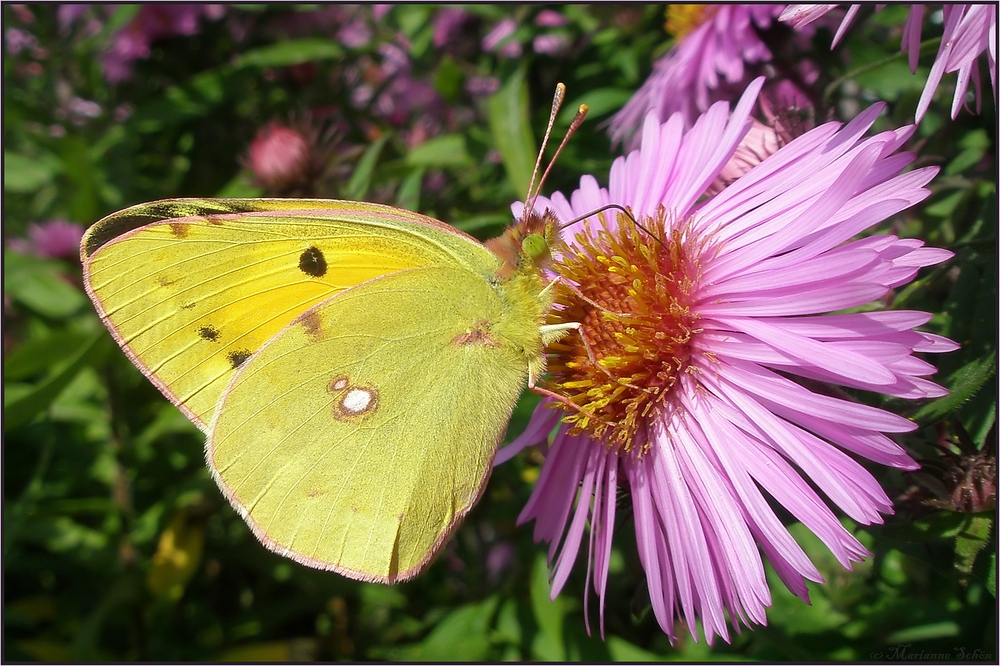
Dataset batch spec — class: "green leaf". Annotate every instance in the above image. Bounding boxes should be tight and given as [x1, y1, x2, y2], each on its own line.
[954, 514, 993, 585]
[131, 66, 234, 132]
[3, 330, 107, 431]
[884, 621, 960, 643]
[344, 133, 390, 201]
[4, 329, 95, 380]
[3, 252, 87, 319]
[557, 87, 633, 122]
[432, 56, 464, 101]
[405, 134, 471, 168]
[913, 352, 996, 423]
[606, 636, 663, 661]
[378, 596, 499, 660]
[487, 65, 535, 199]
[215, 173, 265, 198]
[945, 129, 990, 176]
[395, 168, 425, 212]
[4, 150, 63, 193]
[232, 38, 344, 69]
[893, 511, 972, 542]
[986, 551, 997, 598]
[493, 597, 522, 647]
[452, 213, 511, 234]
[530, 552, 565, 661]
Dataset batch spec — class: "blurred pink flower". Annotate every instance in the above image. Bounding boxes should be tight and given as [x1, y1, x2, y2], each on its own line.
[781, 4, 997, 121]
[707, 79, 816, 195]
[101, 4, 225, 83]
[9, 221, 85, 260]
[246, 122, 311, 191]
[608, 5, 798, 149]
[502, 79, 956, 643]
[483, 18, 522, 59]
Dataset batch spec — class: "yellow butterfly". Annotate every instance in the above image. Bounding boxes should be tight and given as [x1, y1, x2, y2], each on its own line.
[81, 87, 588, 583]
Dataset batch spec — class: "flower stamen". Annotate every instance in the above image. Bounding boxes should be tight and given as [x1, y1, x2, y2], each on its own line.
[545, 209, 702, 452]
[665, 5, 718, 40]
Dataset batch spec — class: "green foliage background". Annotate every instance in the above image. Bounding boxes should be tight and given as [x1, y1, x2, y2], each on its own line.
[4, 4, 996, 662]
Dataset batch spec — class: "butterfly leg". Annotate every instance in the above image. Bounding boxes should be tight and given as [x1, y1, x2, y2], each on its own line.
[539, 275, 630, 318]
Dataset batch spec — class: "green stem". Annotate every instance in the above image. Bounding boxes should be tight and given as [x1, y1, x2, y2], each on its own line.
[823, 36, 943, 102]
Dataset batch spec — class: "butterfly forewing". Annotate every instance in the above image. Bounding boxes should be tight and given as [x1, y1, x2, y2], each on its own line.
[82, 199, 497, 430]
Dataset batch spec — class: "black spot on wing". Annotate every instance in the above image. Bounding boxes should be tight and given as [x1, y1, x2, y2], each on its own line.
[227, 349, 252, 369]
[198, 325, 220, 342]
[299, 246, 327, 277]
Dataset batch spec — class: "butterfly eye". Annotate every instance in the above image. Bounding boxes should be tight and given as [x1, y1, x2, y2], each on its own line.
[521, 233, 548, 260]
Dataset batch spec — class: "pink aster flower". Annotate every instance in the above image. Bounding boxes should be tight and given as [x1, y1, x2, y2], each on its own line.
[781, 4, 997, 122]
[608, 4, 803, 149]
[501, 78, 957, 643]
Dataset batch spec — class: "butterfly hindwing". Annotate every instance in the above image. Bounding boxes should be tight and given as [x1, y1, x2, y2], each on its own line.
[207, 265, 536, 582]
[82, 199, 496, 430]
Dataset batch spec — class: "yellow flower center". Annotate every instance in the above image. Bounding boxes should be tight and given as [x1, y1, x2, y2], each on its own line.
[544, 209, 703, 453]
[664, 4, 718, 40]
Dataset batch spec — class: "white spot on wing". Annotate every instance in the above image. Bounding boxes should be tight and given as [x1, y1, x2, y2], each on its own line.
[327, 373, 379, 422]
[342, 388, 373, 413]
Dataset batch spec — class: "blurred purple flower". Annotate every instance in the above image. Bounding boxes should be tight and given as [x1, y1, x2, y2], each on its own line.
[535, 9, 569, 28]
[67, 97, 102, 123]
[485, 541, 516, 582]
[782, 4, 997, 122]
[9, 221, 85, 260]
[9, 4, 36, 24]
[501, 79, 956, 643]
[533, 33, 571, 57]
[466, 75, 501, 97]
[101, 4, 225, 83]
[608, 4, 792, 149]
[377, 41, 410, 77]
[433, 7, 472, 48]
[57, 4, 90, 31]
[348, 39, 447, 133]
[5, 27, 38, 55]
[483, 18, 522, 59]
[337, 17, 372, 49]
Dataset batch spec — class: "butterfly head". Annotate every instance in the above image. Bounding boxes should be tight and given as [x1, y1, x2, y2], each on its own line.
[487, 84, 585, 279]
[485, 207, 561, 277]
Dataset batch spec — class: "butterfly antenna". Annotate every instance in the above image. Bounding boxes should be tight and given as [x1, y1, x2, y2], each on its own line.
[559, 203, 669, 253]
[531, 102, 588, 215]
[523, 83, 567, 221]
